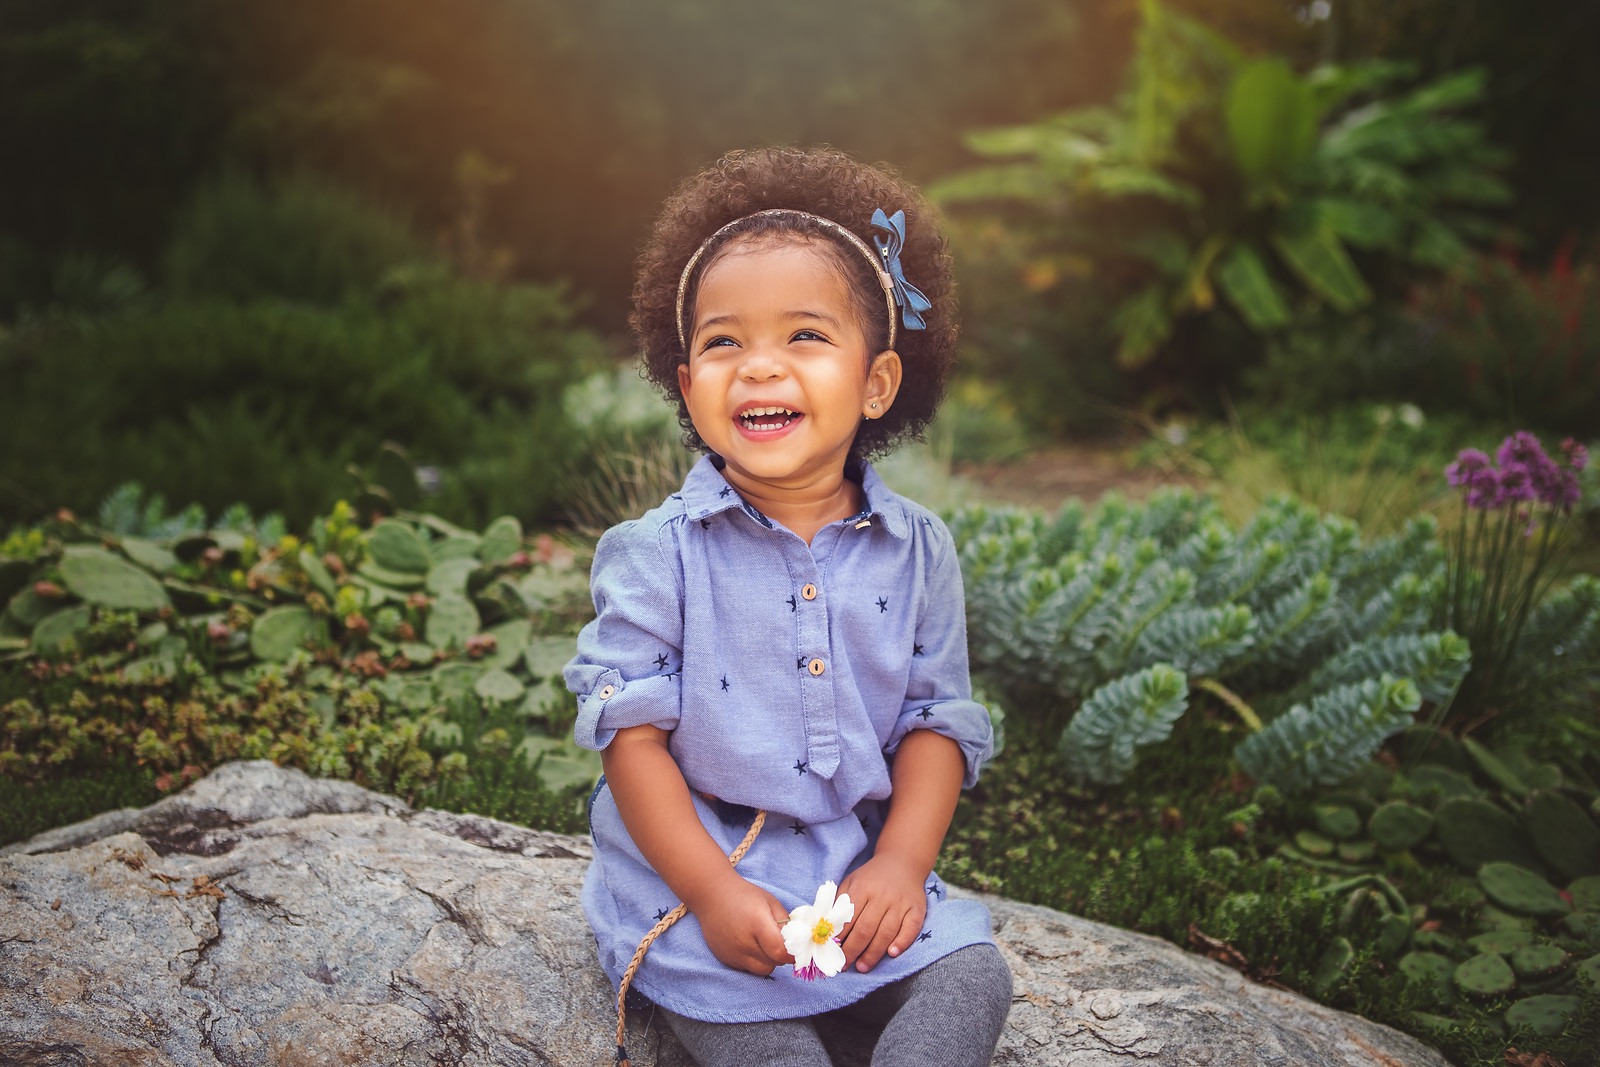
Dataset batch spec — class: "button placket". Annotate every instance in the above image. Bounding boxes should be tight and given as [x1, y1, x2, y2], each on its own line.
[791, 557, 839, 778]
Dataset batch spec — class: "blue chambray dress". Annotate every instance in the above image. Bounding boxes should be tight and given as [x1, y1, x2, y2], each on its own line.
[564, 455, 996, 1024]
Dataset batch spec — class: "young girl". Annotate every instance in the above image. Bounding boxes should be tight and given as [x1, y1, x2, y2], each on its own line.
[565, 146, 1012, 1066]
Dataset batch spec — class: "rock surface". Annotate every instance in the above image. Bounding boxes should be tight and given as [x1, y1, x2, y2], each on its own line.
[0, 761, 1448, 1066]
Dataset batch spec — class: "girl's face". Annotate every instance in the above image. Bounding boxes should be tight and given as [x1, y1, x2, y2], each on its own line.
[678, 239, 901, 501]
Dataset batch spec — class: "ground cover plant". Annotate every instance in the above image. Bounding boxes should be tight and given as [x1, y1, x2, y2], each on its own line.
[5, 448, 1599, 1066]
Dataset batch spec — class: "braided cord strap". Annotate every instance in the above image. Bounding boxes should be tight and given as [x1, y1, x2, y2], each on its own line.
[614, 809, 769, 1065]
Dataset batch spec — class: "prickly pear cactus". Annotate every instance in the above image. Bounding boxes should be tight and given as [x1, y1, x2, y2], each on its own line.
[1479, 862, 1572, 920]
[1504, 993, 1581, 1037]
[1453, 952, 1516, 997]
[59, 547, 170, 611]
[1369, 800, 1433, 852]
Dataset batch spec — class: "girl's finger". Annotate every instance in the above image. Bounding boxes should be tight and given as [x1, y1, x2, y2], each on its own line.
[855, 906, 906, 972]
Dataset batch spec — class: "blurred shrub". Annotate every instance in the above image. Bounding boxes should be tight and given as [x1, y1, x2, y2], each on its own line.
[947, 217, 1132, 436]
[934, 0, 1510, 413]
[0, 274, 604, 528]
[1403, 249, 1600, 438]
[164, 171, 430, 305]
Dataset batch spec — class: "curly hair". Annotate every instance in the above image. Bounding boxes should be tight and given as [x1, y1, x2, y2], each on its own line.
[631, 145, 958, 459]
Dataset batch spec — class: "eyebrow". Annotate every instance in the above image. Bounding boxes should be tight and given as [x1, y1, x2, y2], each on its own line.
[694, 309, 845, 335]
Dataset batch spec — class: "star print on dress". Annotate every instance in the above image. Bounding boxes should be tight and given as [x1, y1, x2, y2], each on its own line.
[654, 652, 670, 670]
[925, 880, 944, 899]
[793, 759, 809, 776]
[916, 929, 933, 944]
[786, 595, 797, 612]
[654, 907, 671, 922]
[916, 705, 935, 720]
[720, 675, 730, 691]
[789, 821, 807, 835]
[718, 485, 732, 497]
[700, 518, 710, 529]
[876, 597, 888, 613]
[913, 643, 925, 656]
[796, 656, 807, 670]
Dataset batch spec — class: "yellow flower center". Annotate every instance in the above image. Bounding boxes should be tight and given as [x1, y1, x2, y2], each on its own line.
[810, 918, 834, 945]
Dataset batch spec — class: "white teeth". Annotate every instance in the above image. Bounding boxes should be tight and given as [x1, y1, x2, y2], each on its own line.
[739, 405, 798, 431]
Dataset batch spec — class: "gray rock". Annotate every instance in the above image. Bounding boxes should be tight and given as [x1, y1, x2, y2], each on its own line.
[0, 761, 1447, 1066]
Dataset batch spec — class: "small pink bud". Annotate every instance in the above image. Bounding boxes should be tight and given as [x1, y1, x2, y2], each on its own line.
[33, 580, 65, 599]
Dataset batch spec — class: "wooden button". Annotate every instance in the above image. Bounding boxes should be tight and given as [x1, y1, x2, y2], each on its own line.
[807, 658, 825, 676]
[597, 684, 616, 700]
[801, 584, 818, 601]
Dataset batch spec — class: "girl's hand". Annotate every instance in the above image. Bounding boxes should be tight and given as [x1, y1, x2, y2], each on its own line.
[836, 853, 928, 973]
[692, 878, 794, 976]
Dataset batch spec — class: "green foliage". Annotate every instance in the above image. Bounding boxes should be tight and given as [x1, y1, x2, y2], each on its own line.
[164, 171, 429, 305]
[0, 270, 603, 528]
[0, 489, 596, 847]
[933, 0, 1508, 388]
[950, 488, 1467, 789]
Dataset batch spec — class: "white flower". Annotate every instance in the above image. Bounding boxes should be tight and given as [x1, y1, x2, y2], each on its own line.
[782, 881, 855, 980]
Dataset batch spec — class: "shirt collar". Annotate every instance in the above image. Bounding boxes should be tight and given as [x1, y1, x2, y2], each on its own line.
[678, 455, 912, 539]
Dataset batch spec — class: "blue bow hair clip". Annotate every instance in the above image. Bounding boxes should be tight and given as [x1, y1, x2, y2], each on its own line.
[870, 208, 931, 332]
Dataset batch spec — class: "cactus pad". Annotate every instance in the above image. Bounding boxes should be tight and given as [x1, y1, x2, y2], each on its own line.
[1453, 952, 1515, 997]
[367, 520, 431, 574]
[1467, 928, 1533, 955]
[249, 606, 318, 661]
[523, 635, 577, 681]
[1570, 875, 1600, 913]
[1559, 913, 1600, 949]
[357, 561, 426, 590]
[1370, 800, 1434, 852]
[1407, 764, 1478, 803]
[1504, 994, 1580, 1037]
[31, 605, 92, 652]
[1398, 951, 1456, 1007]
[481, 619, 532, 671]
[1337, 840, 1376, 864]
[1522, 790, 1600, 881]
[1478, 862, 1570, 919]
[1509, 943, 1566, 978]
[478, 516, 523, 565]
[425, 595, 480, 650]
[1436, 797, 1541, 873]
[1315, 804, 1362, 840]
[1311, 937, 1354, 997]
[474, 669, 526, 705]
[120, 537, 177, 574]
[1294, 830, 1335, 857]
[429, 535, 482, 563]
[59, 548, 169, 611]
[1578, 954, 1600, 985]
[426, 558, 479, 598]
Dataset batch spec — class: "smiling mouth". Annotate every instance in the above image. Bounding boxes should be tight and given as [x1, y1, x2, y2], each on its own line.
[739, 405, 802, 432]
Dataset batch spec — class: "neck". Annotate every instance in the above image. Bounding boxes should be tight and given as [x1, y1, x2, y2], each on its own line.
[721, 468, 862, 545]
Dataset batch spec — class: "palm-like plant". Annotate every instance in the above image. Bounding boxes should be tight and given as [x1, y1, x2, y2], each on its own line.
[931, 0, 1512, 368]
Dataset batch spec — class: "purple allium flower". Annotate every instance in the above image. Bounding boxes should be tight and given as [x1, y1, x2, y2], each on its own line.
[1496, 431, 1550, 471]
[1561, 437, 1589, 473]
[1464, 467, 1501, 510]
[1496, 461, 1536, 506]
[1446, 449, 1492, 489]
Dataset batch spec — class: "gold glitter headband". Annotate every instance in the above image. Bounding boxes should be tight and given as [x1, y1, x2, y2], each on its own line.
[674, 209, 898, 353]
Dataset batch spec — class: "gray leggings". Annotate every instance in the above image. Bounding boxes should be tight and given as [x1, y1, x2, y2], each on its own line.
[657, 944, 1012, 1067]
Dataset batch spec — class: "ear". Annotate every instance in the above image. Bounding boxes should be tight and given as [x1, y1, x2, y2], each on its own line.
[677, 362, 692, 398]
[862, 350, 902, 420]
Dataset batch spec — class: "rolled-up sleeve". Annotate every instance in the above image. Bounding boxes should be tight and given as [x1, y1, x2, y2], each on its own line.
[565, 520, 685, 751]
[884, 520, 993, 788]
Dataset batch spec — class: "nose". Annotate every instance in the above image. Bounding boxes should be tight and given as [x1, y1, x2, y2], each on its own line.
[738, 344, 786, 382]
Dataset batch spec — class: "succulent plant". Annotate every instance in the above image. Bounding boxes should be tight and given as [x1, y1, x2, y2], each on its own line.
[1478, 862, 1571, 919]
[1509, 943, 1567, 979]
[1467, 927, 1534, 955]
[425, 595, 480, 650]
[58, 548, 170, 611]
[1570, 875, 1600, 913]
[249, 605, 319, 662]
[1314, 804, 1361, 840]
[1522, 790, 1600, 882]
[1453, 952, 1516, 997]
[1435, 796, 1542, 873]
[1406, 764, 1478, 802]
[31, 605, 92, 653]
[1504, 993, 1581, 1037]
[1369, 800, 1434, 852]
[1311, 936, 1354, 997]
[1398, 951, 1456, 1008]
